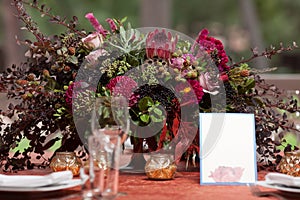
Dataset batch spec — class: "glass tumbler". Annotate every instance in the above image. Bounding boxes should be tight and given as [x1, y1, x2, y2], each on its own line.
[83, 134, 121, 199]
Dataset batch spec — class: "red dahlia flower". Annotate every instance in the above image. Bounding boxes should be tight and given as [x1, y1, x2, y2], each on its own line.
[195, 29, 230, 72]
[106, 76, 137, 99]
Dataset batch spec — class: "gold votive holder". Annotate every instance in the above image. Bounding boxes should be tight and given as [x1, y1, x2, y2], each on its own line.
[277, 150, 300, 177]
[50, 152, 82, 176]
[145, 153, 177, 180]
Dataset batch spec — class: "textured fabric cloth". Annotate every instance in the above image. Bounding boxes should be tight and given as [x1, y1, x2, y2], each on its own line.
[1, 169, 299, 200]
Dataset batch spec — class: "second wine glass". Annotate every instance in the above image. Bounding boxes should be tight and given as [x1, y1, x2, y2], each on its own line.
[91, 96, 129, 143]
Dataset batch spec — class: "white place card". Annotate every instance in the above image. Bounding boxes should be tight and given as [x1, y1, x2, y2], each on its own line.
[199, 113, 257, 185]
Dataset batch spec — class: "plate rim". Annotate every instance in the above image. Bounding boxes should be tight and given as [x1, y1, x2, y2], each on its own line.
[0, 179, 82, 192]
[257, 181, 300, 193]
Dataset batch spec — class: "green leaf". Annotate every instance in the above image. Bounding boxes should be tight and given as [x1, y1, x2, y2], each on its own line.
[119, 26, 126, 43]
[252, 97, 264, 107]
[61, 46, 68, 54]
[127, 22, 132, 30]
[67, 55, 78, 64]
[138, 96, 154, 111]
[44, 78, 57, 90]
[150, 115, 164, 122]
[153, 107, 163, 116]
[140, 114, 150, 123]
[245, 78, 255, 89]
[120, 16, 127, 23]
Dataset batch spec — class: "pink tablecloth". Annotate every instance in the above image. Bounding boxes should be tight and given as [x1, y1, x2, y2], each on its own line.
[0, 169, 299, 200]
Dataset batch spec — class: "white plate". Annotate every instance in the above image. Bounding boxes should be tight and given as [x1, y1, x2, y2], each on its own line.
[257, 181, 300, 193]
[0, 171, 73, 188]
[0, 179, 82, 192]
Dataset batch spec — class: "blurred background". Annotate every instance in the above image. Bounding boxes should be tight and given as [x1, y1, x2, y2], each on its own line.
[0, 0, 300, 148]
[1, 0, 300, 86]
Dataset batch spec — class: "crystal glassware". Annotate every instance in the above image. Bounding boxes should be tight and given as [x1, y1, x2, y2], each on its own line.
[82, 134, 121, 199]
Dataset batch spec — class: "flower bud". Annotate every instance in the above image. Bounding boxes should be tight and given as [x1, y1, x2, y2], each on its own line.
[172, 52, 178, 57]
[158, 66, 164, 72]
[16, 80, 28, 86]
[27, 73, 35, 81]
[21, 94, 28, 100]
[176, 49, 182, 56]
[64, 65, 71, 72]
[190, 71, 198, 78]
[180, 78, 187, 82]
[43, 69, 50, 77]
[192, 60, 199, 66]
[219, 73, 229, 82]
[173, 68, 179, 73]
[187, 71, 193, 78]
[164, 71, 170, 77]
[37, 86, 44, 91]
[240, 69, 250, 77]
[68, 47, 76, 55]
[175, 76, 181, 81]
[72, 72, 77, 79]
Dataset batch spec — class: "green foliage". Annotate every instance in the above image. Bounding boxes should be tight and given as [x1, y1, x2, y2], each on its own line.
[109, 26, 146, 54]
[277, 133, 298, 151]
[229, 63, 255, 94]
[131, 96, 164, 126]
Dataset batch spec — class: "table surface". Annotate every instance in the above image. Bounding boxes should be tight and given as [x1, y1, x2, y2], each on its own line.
[0, 169, 300, 200]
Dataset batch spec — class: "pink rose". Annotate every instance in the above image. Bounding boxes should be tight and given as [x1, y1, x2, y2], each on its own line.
[85, 49, 108, 65]
[82, 32, 104, 50]
[198, 72, 220, 94]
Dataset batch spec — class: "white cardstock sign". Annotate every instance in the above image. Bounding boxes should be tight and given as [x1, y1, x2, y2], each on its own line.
[199, 113, 257, 185]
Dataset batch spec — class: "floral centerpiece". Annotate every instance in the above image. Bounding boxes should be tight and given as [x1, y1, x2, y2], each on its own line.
[0, 0, 299, 171]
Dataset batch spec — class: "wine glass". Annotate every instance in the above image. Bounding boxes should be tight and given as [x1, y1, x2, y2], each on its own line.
[91, 96, 130, 143]
[88, 96, 129, 198]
